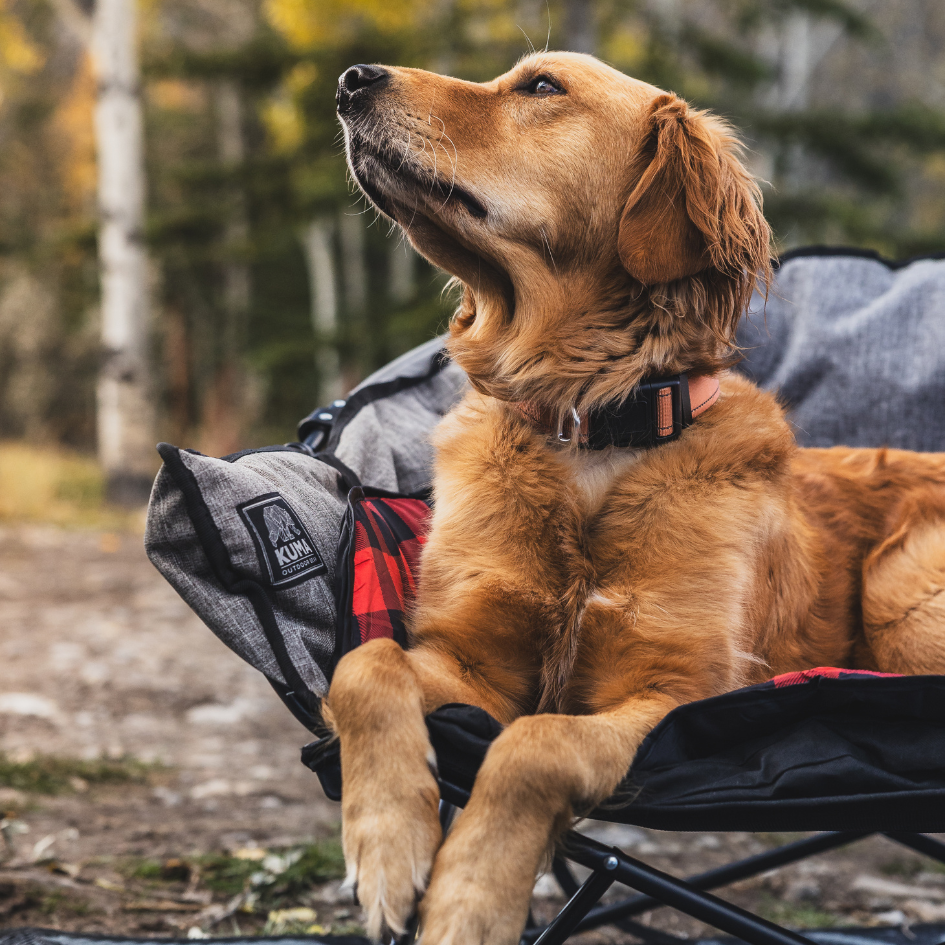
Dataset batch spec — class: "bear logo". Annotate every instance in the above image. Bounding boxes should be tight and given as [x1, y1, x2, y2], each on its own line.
[264, 503, 301, 546]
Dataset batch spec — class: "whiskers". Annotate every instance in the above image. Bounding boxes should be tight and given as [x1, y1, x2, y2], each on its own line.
[427, 112, 460, 215]
[540, 225, 559, 275]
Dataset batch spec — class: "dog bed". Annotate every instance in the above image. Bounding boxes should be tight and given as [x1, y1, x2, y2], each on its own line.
[140, 247, 945, 944]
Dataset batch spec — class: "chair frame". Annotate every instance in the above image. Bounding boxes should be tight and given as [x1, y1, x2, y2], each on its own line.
[431, 779, 945, 945]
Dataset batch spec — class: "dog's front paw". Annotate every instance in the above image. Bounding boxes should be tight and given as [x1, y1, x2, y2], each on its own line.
[343, 776, 442, 940]
[417, 830, 536, 945]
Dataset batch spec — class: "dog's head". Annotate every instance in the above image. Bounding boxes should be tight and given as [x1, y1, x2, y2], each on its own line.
[338, 52, 770, 411]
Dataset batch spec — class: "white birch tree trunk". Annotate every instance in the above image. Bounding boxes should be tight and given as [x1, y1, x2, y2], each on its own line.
[301, 218, 343, 403]
[339, 211, 367, 320]
[216, 79, 250, 357]
[91, 0, 154, 504]
[199, 78, 253, 457]
[755, 12, 847, 188]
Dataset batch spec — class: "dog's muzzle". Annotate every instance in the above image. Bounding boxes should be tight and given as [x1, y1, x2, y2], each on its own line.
[337, 64, 389, 114]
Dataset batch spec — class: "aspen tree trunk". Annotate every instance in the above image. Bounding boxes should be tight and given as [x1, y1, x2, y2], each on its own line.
[301, 219, 343, 403]
[92, 0, 155, 505]
[217, 80, 250, 358]
[200, 79, 252, 456]
[338, 211, 367, 391]
[648, 0, 680, 35]
[758, 13, 844, 187]
[339, 212, 367, 319]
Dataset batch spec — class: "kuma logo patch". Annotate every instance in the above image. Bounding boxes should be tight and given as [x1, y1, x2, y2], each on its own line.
[238, 493, 326, 588]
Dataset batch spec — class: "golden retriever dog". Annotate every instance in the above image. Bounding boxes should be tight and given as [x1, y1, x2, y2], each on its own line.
[326, 52, 945, 944]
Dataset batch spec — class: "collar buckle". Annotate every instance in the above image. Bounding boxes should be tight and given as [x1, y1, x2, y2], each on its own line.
[557, 408, 582, 444]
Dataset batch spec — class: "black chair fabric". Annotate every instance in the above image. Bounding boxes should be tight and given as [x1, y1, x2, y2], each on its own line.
[305, 673, 945, 833]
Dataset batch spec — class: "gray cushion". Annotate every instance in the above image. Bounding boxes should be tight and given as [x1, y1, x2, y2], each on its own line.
[738, 249, 945, 452]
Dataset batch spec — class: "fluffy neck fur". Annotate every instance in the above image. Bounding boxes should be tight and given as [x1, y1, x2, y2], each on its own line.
[446, 262, 768, 418]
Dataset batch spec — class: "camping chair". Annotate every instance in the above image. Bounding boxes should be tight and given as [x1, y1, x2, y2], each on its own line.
[144, 246, 945, 945]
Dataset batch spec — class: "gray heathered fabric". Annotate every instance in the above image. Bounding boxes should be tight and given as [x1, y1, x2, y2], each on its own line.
[333, 360, 468, 493]
[738, 253, 945, 452]
[146, 449, 345, 696]
[146, 346, 463, 699]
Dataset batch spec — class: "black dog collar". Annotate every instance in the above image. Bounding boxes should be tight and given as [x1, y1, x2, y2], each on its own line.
[514, 373, 720, 450]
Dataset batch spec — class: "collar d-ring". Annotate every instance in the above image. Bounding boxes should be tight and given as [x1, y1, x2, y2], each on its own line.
[557, 407, 582, 444]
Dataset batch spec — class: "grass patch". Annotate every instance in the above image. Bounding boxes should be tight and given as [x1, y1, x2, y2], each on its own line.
[0, 440, 146, 529]
[130, 859, 165, 881]
[194, 854, 261, 897]
[757, 897, 848, 929]
[265, 841, 346, 898]
[108, 841, 347, 917]
[0, 754, 159, 795]
[329, 923, 367, 937]
[116, 856, 193, 884]
[189, 840, 346, 903]
[880, 855, 945, 876]
[117, 858, 166, 882]
[756, 832, 808, 848]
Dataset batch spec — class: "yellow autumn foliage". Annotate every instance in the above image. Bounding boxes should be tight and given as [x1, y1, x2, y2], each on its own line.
[263, 91, 305, 154]
[0, 0, 41, 75]
[0, 442, 144, 531]
[266, 0, 437, 49]
[262, 62, 319, 153]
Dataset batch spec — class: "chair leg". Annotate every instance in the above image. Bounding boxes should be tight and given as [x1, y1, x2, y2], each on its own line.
[531, 857, 618, 945]
[543, 855, 685, 945]
[438, 799, 457, 832]
[565, 837, 820, 945]
[568, 829, 869, 935]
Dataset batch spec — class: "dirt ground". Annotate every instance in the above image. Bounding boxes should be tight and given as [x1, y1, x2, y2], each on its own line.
[1, 523, 944, 942]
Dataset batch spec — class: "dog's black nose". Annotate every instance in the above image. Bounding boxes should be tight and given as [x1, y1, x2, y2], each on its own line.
[337, 64, 389, 112]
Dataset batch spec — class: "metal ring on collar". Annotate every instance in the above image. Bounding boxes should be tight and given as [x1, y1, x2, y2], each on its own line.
[557, 408, 582, 444]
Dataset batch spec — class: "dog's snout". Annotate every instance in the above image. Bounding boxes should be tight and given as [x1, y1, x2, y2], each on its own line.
[337, 64, 389, 112]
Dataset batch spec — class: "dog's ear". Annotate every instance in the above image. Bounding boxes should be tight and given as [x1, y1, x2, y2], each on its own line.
[618, 94, 769, 287]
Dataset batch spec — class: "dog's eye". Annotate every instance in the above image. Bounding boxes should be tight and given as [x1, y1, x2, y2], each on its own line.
[525, 75, 564, 96]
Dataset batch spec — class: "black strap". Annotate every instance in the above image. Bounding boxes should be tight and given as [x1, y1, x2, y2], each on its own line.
[584, 374, 693, 450]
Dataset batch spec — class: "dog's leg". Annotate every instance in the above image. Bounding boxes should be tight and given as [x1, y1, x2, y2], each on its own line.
[326, 638, 489, 940]
[862, 499, 945, 673]
[417, 694, 677, 945]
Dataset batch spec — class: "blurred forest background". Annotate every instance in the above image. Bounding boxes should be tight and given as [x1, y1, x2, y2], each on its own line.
[2, 0, 945, 505]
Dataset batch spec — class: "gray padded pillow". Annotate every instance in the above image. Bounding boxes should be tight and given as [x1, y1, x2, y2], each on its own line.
[145, 344, 466, 726]
[738, 249, 945, 452]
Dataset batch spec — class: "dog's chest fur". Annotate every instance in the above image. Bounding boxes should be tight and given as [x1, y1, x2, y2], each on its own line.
[558, 446, 645, 514]
[420, 380, 817, 717]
